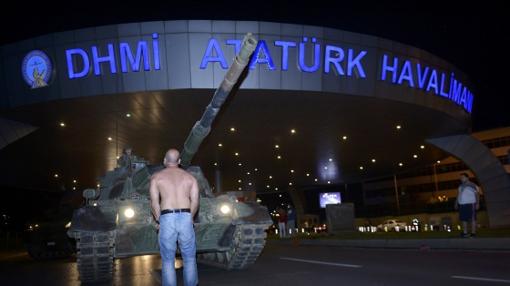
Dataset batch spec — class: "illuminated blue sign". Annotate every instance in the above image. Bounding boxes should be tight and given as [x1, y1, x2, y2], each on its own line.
[22, 50, 53, 89]
[200, 37, 367, 77]
[65, 33, 161, 79]
[381, 54, 474, 113]
[61, 33, 474, 114]
[199, 37, 473, 113]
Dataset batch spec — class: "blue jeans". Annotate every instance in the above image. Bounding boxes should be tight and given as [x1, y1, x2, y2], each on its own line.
[159, 213, 198, 286]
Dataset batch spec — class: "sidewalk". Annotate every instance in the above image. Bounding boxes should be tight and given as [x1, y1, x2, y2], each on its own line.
[273, 237, 510, 251]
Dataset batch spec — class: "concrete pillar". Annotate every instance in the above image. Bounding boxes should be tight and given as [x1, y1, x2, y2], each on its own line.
[427, 134, 510, 228]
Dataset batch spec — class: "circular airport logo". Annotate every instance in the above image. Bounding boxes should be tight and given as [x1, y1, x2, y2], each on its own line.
[22, 50, 52, 89]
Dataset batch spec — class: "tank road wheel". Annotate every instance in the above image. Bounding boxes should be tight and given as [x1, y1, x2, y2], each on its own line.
[198, 224, 268, 270]
[75, 231, 115, 283]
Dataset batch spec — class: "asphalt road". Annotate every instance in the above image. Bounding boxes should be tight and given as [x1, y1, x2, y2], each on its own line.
[1, 241, 509, 285]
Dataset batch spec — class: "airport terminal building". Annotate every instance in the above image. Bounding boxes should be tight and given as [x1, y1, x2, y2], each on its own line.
[0, 20, 508, 227]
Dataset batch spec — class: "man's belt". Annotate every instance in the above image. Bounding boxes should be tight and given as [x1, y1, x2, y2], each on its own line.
[161, 208, 191, 215]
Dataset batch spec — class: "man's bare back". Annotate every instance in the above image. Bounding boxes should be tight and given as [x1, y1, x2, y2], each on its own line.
[149, 149, 199, 222]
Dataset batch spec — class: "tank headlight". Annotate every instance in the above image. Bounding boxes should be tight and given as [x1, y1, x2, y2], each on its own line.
[124, 208, 135, 219]
[65, 222, 71, 228]
[220, 204, 231, 215]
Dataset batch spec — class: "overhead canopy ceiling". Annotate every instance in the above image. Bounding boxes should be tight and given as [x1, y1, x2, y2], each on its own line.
[0, 88, 468, 193]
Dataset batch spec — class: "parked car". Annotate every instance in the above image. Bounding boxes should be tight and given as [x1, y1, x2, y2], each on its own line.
[376, 219, 407, 231]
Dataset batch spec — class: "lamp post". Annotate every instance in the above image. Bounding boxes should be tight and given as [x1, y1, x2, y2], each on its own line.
[393, 174, 400, 215]
[433, 162, 439, 196]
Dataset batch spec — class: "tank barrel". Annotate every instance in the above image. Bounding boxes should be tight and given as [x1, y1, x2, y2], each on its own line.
[180, 33, 258, 168]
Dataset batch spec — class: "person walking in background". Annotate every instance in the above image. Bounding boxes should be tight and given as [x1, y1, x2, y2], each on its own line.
[277, 207, 288, 238]
[287, 206, 296, 236]
[455, 173, 480, 238]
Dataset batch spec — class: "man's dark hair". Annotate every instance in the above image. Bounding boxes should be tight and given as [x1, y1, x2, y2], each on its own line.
[460, 172, 470, 177]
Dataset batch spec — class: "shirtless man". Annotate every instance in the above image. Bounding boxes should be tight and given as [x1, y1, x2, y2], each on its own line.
[150, 149, 199, 286]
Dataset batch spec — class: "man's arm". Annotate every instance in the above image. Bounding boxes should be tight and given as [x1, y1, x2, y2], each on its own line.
[475, 186, 481, 209]
[455, 187, 460, 210]
[190, 178, 200, 218]
[149, 176, 161, 222]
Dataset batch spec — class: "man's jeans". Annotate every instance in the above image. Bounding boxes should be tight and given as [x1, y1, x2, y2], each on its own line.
[159, 213, 198, 286]
[278, 222, 286, 238]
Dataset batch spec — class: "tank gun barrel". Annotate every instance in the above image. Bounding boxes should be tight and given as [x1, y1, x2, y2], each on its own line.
[180, 33, 258, 168]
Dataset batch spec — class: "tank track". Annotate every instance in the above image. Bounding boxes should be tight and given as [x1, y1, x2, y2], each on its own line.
[27, 246, 73, 260]
[198, 223, 269, 270]
[75, 231, 115, 283]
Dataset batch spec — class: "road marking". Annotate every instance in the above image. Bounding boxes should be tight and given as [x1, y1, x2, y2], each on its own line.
[280, 257, 362, 268]
[452, 276, 510, 283]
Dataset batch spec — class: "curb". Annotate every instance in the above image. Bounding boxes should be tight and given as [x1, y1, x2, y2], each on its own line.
[271, 238, 510, 251]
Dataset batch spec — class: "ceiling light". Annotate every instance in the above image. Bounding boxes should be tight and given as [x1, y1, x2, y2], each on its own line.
[398, 163, 403, 167]
[306, 173, 310, 177]
[275, 187, 279, 191]
[230, 127, 236, 132]
[238, 163, 243, 166]
[218, 143, 223, 147]
[396, 125, 402, 130]
[254, 168, 258, 171]
[437, 160, 441, 164]
[269, 175, 273, 179]
[290, 129, 296, 134]
[234, 152, 239, 156]
[371, 159, 376, 163]
[54, 174, 59, 178]
[246, 172, 251, 175]
[266, 185, 270, 188]
[314, 178, 318, 182]
[290, 170, 294, 173]
[238, 187, 242, 191]
[289, 182, 293, 186]
[73, 179, 77, 184]
[413, 154, 418, 159]
[213, 162, 218, 166]
[59, 122, 66, 127]
[327, 181, 331, 184]
[342, 136, 348, 140]
[248, 182, 252, 186]
[107, 137, 113, 141]
[275, 145, 280, 149]
[359, 166, 364, 170]
[238, 179, 242, 183]
[324, 166, 328, 170]
[126, 113, 131, 117]
[279, 194, 282, 198]
[277, 155, 282, 159]
[420, 145, 425, 149]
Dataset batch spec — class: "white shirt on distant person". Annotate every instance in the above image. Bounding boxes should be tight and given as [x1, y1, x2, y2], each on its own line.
[458, 182, 477, 204]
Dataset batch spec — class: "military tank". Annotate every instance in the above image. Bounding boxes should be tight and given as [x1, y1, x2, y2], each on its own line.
[67, 33, 273, 283]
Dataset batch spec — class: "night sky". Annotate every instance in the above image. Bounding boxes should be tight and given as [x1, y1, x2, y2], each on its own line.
[0, 1, 507, 130]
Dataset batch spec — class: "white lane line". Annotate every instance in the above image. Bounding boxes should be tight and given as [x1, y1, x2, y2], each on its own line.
[280, 257, 362, 268]
[452, 276, 510, 283]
